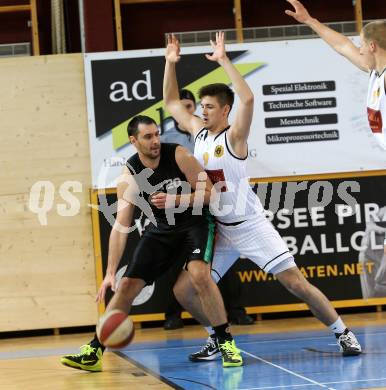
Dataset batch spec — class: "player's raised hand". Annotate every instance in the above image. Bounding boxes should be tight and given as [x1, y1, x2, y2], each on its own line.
[285, 0, 312, 24]
[165, 34, 181, 63]
[206, 31, 227, 62]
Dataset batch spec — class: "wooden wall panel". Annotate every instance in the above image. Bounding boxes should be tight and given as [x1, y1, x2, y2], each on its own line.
[0, 295, 96, 330]
[0, 53, 97, 331]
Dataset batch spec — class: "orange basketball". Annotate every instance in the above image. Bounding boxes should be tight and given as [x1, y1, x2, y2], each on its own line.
[96, 309, 135, 349]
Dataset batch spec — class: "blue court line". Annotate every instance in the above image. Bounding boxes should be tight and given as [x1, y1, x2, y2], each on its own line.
[120, 326, 386, 390]
[240, 349, 334, 390]
[115, 350, 184, 389]
[238, 377, 386, 390]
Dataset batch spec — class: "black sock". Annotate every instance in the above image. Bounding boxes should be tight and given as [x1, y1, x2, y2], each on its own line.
[335, 328, 349, 339]
[90, 334, 105, 353]
[213, 323, 233, 343]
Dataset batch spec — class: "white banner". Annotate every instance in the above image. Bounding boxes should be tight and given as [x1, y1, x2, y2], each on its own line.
[84, 37, 386, 189]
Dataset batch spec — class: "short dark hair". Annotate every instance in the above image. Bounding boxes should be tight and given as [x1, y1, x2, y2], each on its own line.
[127, 115, 157, 137]
[179, 89, 196, 104]
[198, 83, 234, 109]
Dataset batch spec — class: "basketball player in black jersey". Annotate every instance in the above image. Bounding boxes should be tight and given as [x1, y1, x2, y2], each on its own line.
[61, 115, 242, 371]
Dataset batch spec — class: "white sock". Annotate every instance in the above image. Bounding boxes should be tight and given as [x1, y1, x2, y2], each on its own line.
[329, 317, 346, 335]
[204, 326, 213, 336]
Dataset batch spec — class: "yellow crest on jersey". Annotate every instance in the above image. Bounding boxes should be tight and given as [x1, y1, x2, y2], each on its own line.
[203, 152, 209, 166]
[372, 86, 381, 104]
[214, 145, 224, 158]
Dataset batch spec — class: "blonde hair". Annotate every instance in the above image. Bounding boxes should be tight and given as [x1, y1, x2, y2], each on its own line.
[362, 21, 386, 50]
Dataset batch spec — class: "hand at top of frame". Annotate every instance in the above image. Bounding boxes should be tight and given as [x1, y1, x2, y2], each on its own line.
[165, 34, 181, 63]
[205, 31, 228, 63]
[285, 0, 313, 24]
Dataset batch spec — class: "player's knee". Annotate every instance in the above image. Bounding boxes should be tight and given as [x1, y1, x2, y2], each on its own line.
[278, 270, 309, 298]
[118, 277, 143, 296]
[117, 277, 130, 293]
[286, 277, 309, 298]
[188, 262, 211, 287]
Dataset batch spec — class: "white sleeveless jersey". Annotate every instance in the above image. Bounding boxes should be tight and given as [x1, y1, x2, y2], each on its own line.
[194, 127, 263, 223]
[367, 69, 386, 149]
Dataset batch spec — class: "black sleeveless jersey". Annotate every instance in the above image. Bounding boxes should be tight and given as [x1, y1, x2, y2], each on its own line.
[126, 143, 203, 226]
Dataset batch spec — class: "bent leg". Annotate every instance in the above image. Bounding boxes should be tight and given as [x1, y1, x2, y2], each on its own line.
[106, 277, 146, 314]
[173, 269, 211, 326]
[187, 260, 228, 327]
[276, 266, 338, 326]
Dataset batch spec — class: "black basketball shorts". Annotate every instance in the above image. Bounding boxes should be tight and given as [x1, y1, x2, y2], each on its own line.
[123, 214, 216, 285]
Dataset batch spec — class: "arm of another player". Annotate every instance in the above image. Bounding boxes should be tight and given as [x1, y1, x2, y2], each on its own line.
[176, 146, 214, 208]
[163, 34, 204, 137]
[285, 0, 369, 72]
[151, 147, 214, 210]
[207, 32, 254, 154]
[96, 167, 137, 303]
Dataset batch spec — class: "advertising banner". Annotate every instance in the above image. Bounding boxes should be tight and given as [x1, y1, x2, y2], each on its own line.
[84, 38, 386, 189]
[94, 175, 386, 316]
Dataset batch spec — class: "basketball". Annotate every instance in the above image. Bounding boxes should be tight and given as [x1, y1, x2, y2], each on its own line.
[96, 310, 135, 349]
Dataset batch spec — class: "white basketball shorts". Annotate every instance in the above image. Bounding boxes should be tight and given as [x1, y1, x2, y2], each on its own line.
[211, 213, 295, 282]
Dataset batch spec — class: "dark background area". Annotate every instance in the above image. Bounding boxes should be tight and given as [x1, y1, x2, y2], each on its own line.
[1, 0, 385, 54]
[96, 175, 386, 317]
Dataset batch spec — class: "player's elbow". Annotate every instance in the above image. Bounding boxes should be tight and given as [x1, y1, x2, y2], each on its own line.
[333, 40, 354, 57]
[163, 98, 173, 111]
[112, 218, 131, 234]
[165, 100, 180, 116]
[243, 94, 254, 107]
[333, 44, 347, 56]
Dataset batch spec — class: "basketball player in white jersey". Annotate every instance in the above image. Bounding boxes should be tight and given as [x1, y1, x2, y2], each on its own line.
[285, 0, 386, 255]
[163, 32, 362, 359]
[285, 0, 386, 148]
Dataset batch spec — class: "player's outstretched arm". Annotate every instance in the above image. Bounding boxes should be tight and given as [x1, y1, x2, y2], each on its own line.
[163, 34, 203, 137]
[150, 147, 214, 210]
[96, 168, 136, 303]
[206, 31, 254, 150]
[285, 0, 369, 72]
[176, 146, 213, 208]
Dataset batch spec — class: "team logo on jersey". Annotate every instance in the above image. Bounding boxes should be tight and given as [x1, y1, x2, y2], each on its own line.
[203, 152, 209, 166]
[372, 87, 381, 104]
[214, 145, 224, 158]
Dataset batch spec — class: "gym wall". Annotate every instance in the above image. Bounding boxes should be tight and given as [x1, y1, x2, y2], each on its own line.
[0, 53, 96, 331]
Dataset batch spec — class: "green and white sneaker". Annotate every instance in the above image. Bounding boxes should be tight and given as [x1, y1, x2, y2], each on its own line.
[218, 340, 243, 368]
[61, 344, 103, 372]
